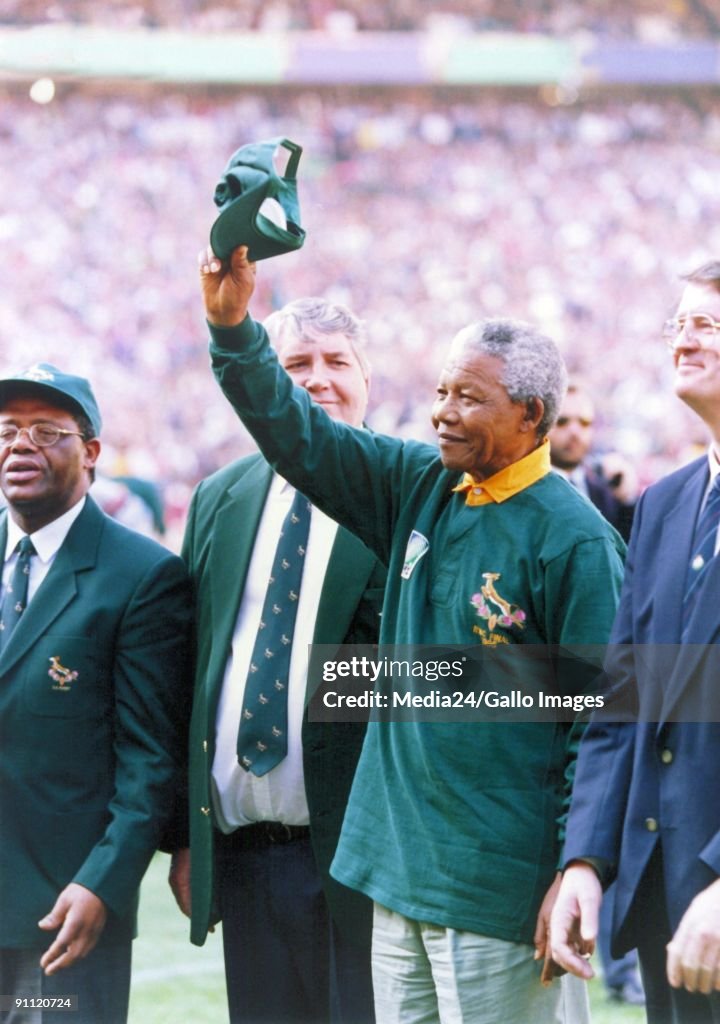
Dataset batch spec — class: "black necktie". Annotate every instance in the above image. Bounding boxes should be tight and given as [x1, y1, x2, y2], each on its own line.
[0, 536, 36, 651]
[683, 475, 720, 628]
[237, 490, 311, 776]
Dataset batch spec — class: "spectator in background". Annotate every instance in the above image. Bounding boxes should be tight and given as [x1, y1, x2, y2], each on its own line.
[0, 0, 714, 37]
[4, 86, 720, 513]
[170, 298, 384, 1023]
[549, 383, 638, 543]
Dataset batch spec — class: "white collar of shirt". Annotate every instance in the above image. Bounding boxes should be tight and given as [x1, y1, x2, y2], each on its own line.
[708, 445, 720, 487]
[5, 496, 86, 564]
[271, 474, 294, 500]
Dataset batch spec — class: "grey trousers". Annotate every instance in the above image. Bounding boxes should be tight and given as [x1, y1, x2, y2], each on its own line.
[371, 903, 589, 1024]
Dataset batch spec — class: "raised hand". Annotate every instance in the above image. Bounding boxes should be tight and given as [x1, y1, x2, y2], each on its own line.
[199, 244, 257, 328]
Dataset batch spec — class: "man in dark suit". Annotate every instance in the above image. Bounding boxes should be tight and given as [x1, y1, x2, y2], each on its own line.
[551, 261, 720, 1022]
[0, 364, 191, 1024]
[549, 383, 637, 543]
[169, 298, 385, 1023]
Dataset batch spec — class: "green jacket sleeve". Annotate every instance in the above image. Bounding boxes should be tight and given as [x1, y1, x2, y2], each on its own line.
[72, 554, 192, 917]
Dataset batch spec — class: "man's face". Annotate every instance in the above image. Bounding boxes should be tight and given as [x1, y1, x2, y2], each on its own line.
[549, 391, 595, 471]
[431, 349, 539, 480]
[278, 332, 369, 428]
[0, 396, 100, 531]
[672, 282, 720, 419]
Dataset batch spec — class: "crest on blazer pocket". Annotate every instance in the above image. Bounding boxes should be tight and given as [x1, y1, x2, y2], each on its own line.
[48, 655, 79, 691]
[23, 637, 104, 718]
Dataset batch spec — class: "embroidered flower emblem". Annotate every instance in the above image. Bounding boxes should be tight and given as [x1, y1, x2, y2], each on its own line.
[471, 573, 527, 631]
[471, 593, 491, 617]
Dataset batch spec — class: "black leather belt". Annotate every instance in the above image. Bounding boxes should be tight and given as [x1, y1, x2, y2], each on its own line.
[218, 821, 311, 848]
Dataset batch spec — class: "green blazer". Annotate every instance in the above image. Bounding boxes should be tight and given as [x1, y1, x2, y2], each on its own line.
[0, 497, 192, 948]
[181, 454, 386, 946]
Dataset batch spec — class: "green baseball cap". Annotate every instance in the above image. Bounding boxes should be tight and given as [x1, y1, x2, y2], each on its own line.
[210, 137, 307, 262]
[0, 363, 102, 436]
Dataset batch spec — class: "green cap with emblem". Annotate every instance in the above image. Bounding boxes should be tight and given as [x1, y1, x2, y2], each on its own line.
[210, 137, 306, 262]
[0, 363, 102, 437]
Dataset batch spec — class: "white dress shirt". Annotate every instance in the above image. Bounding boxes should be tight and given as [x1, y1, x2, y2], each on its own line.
[212, 475, 339, 830]
[3, 497, 86, 601]
[705, 445, 720, 556]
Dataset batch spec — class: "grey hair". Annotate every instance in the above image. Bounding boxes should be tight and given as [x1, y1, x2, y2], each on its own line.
[681, 261, 720, 293]
[264, 297, 370, 378]
[451, 317, 567, 437]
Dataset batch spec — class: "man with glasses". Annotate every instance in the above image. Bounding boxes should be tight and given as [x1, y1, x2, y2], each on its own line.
[0, 364, 191, 1024]
[552, 261, 720, 1023]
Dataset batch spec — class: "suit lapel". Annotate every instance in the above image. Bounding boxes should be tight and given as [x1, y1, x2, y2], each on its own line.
[314, 527, 376, 643]
[658, 463, 716, 723]
[0, 500, 102, 676]
[305, 526, 377, 702]
[681, 463, 720, 644]
[205, 460, 272, 690]
[654, 463, 707, 643]
[685, 555, 720, 645]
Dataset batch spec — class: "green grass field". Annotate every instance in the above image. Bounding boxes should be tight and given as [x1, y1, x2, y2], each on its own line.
[129, 853, 226, 1023]
[129, 854, 646, 1023]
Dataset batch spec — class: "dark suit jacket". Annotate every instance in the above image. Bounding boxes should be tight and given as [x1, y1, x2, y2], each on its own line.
[0, 497, 192, 948]
[564, 455, 720, 954]
[181, 454, 386, 947]
[585, 469, 635, 543]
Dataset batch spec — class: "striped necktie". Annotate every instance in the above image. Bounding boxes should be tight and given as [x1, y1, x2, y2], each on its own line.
[0, 535, 36, 651]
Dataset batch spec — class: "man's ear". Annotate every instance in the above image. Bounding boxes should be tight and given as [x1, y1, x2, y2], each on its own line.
[523, 397, 545, 434]
[83, 438, 101, 472]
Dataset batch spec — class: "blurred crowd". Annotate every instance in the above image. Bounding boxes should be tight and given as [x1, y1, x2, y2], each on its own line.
[2, 82, 720, 547]
[2, 0, 718, 38]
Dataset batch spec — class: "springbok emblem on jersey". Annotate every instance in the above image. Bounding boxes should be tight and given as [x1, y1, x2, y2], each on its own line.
[471, 573, 526, 631]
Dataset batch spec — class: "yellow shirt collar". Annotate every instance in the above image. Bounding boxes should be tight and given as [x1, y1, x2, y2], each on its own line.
[452, 439, 551, 506]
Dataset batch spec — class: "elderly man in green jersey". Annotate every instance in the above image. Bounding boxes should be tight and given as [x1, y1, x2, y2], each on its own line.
[197, 243, 625, 1024]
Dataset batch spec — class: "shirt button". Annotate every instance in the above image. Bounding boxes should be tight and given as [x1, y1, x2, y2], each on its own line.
[645, 817, 659, 832]
[473, 487, 483, 495]
[202, 740, 208, 753]
[660, 748, 673, 765]
[200, 806, 210, 817]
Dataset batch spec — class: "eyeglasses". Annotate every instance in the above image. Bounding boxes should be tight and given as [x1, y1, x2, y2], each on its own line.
[0, 424, 86, 448]
[662, 313, 720, 350]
